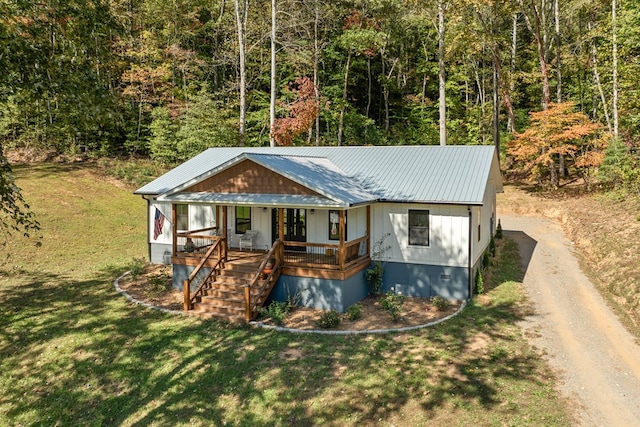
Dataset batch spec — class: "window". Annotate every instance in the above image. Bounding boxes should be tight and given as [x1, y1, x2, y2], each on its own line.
[328, 210, 347, 240]
[235, 206, 251, 234]
[408, 209, 429, 246]
[477, 207, 481, 242]
[176, 204, 189, 230]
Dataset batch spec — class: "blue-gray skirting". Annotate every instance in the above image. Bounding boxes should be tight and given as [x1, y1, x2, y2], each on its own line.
[173, 261, 473, 312]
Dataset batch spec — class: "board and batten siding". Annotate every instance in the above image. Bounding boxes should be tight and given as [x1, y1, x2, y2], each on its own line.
[371, 202, 470, 267]
[147, 201, 215, 263]
[470, 178, 498, 267]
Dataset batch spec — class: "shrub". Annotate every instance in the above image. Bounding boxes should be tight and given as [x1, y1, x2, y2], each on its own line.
[146, 274, 171, 297]
[430, 295, 450, 311]
[475, 269, 485, 294]
[483, 251, 491, 269]
[380, 291, 405, 321]
[489, 235, 496, 257]
[365, 262, 384, 295]
[496, 219, 503, 239]
[129, 257, 146, 279]
[259, 300, 292, 326]
[316, 310, 341, 329]
[345, 303, 362, 321]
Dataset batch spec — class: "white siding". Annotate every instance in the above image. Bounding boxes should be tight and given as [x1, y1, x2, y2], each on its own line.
[306, 207, 367, 244]
[371, 202, 469, 268]
[471, 179, 497, 265]
[149, 201, 172, 244]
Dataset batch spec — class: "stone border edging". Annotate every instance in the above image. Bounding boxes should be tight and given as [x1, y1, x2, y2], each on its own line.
[114, 271, 187, 316]
[250, 300, 466, 335]
[114, 271, 467, 334]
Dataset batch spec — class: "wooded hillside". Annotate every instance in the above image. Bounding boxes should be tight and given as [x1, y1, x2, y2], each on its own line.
[1, 0, 638, 190]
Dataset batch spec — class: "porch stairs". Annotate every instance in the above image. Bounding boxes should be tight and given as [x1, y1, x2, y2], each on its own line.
[190, 252, 275, 322]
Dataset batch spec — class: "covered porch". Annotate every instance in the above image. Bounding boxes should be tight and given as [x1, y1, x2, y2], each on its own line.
[170, 204, 371, 280]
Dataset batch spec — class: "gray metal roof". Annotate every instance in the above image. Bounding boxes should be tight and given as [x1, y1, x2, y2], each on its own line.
[135, 145, 502, 206]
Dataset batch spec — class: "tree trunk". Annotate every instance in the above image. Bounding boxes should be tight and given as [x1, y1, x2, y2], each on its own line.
[612, 0, 619, 138]
[554, 0, 561, 103]
[438, 0, 446, 146]
[507, 13, 518, 133]
[518, 0, 551, 109]
[269, 0, 276, 147]
[554, 0, 563, 177]
[338, 51, 351, 147]
[589, 22, 612, 133]
[234, 0, 248, 146]
[313, 0, 320, 146]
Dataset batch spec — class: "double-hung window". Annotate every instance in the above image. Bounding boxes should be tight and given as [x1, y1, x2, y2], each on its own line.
[408, 209, 429, 246]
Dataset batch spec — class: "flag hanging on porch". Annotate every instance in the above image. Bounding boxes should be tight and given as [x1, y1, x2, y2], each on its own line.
[153, 207, 165, 240]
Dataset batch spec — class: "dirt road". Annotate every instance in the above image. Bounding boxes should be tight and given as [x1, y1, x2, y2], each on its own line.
[500, 214, 640, 426]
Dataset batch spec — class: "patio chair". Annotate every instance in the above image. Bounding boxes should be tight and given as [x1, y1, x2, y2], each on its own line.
[239, 230, 258, 251]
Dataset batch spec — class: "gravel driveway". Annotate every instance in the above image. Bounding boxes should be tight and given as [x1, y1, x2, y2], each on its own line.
[501, 214, 640, 426]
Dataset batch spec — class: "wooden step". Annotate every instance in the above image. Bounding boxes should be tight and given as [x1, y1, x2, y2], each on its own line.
[192, 301, 244, 315]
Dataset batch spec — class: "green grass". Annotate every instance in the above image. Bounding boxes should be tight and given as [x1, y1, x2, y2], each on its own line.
[0, 163, 572, 426]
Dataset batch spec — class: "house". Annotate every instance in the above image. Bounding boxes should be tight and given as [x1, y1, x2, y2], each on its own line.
[134, 145, 503, 322]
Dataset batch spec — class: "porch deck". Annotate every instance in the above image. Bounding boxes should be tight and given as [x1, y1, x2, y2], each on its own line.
[172, 241, 370, 280]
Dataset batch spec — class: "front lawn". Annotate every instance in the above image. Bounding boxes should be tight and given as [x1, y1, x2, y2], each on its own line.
[0, 162, 572, 426]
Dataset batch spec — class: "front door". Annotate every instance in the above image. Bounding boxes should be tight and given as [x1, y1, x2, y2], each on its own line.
[272, 208, 307, 245]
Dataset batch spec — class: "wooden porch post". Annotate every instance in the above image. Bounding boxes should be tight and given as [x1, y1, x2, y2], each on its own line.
[222, 206, 228, 261]
[339, 210, 346, 271]
[366, 205, 371, 257]
[278, 208, 284, 264]
[172, 204, 177, 257]
[215, 205, 220, 234]
[184, 279, 190, 311]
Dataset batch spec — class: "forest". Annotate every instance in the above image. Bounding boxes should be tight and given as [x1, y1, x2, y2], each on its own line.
[1, 0, 639, 193]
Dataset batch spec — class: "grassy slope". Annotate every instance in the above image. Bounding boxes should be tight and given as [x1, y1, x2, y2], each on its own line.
[0, 163, 572, 426]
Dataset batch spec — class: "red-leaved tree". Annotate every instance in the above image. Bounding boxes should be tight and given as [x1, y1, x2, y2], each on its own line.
[271, 77, 320, 146]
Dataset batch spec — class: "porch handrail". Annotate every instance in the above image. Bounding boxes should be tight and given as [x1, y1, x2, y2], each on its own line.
[343, 235, 369, 267]
[244, 239, 282, 322]
[177, 226, 218, 236]
[183, 237, 225, 310]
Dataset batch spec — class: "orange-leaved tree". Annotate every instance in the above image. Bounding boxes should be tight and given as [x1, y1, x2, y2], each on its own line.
[507, 102, 609, 189]
[271, 77, 320, 146]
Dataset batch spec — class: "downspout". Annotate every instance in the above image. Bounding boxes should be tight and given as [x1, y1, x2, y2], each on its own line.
[468, 205, 473, 299]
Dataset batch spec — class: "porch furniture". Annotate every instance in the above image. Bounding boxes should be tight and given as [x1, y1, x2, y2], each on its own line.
[239, 230, 258, 251]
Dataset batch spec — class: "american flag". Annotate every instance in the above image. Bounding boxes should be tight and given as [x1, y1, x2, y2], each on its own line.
[153, 207, 165, 240]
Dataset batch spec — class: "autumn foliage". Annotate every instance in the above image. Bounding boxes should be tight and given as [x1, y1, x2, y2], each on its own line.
[508, 102, 609, 188]
[271, 77, 320, 146]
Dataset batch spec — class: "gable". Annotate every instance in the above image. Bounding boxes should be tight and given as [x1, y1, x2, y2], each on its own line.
[183, 158, 322, 197]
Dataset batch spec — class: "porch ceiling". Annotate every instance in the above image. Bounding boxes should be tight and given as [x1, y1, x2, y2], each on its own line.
[157, 192, 350, 208]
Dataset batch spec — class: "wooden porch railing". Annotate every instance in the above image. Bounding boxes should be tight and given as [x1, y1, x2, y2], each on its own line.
[244, 239, 283, 322]
[183, 237, 225, 311]
[175, 226, 219, 257]
[281, 235, 369, 270]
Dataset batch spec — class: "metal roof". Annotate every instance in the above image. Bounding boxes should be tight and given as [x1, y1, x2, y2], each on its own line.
[135, 145, 502, 206]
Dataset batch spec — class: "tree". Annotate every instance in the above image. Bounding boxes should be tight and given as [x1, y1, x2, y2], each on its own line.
[0, 148, 39, 247]
[508, 102, 608, 188]
[271, 77, 320, 146]
[234, 0, 248, 146]
[438, 0, 447, 146]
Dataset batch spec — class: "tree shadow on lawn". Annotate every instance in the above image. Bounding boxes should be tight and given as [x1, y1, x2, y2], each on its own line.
[0, 263, 557, 426]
